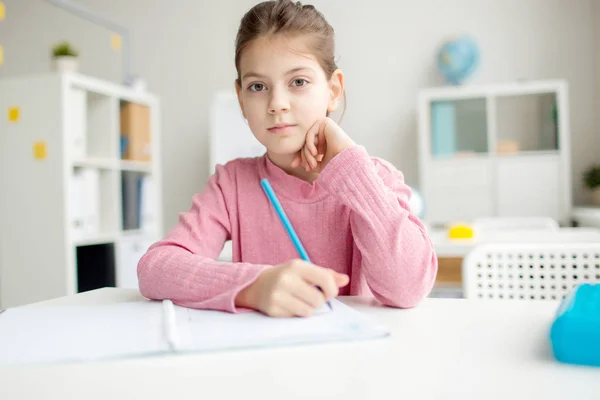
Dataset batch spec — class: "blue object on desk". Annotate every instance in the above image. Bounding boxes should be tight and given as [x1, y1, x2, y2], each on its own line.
[260, 178, 332, 311]
[550, 283, 600, 367]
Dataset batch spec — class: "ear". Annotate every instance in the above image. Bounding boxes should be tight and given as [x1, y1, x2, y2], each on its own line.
[327, 69, 344, 113]
[235, 80, 247, 119]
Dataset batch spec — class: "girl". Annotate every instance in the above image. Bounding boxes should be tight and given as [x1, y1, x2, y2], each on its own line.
[138, 0, 438, 317]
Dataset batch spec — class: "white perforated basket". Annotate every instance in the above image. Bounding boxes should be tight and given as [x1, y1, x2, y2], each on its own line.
[462, 243, 600, 300]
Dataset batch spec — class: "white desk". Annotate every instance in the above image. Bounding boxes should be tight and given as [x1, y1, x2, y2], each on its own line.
[1, 288, 599, 399]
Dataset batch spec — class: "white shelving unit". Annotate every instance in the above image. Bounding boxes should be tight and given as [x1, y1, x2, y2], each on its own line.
[417, 80, 572, 227]
[0, 73, 163, 308]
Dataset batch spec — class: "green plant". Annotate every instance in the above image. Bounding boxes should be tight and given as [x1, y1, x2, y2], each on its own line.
[51, 41, 78, 58]
[583, 165, 600, 190]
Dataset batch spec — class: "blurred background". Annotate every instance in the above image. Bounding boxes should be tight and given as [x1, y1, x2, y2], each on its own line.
[2, 0, 600, 306]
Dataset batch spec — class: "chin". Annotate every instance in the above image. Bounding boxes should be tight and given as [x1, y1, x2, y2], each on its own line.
[266, 144, 301, 157]
[263, 137, 305, 155]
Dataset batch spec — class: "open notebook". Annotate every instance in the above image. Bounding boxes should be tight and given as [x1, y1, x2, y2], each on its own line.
[0, 299, 389, 366]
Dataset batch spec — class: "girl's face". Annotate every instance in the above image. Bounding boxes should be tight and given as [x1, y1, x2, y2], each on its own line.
[236, 35, 343, 159]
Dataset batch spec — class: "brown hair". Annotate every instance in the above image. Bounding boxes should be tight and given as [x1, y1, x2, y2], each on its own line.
[234, 0, 346, 118]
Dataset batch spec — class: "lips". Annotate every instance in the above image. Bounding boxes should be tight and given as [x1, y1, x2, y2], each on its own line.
[268, 124, 296, 133]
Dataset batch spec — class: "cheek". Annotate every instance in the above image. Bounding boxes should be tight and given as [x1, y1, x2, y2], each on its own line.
[296, 89, 329, 118]
[242, 101, 268, 139]
[242, 97, 264, 121]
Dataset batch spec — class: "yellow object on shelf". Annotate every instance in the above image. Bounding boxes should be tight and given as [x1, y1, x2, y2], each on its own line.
[448, 223, 474, 239]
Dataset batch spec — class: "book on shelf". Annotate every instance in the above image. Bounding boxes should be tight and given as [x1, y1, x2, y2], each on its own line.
[122, 172, 155, 232]
[69, 168, 100, 241]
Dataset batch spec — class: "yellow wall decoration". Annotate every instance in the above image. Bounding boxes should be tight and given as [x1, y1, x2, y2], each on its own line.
[111, 34, 122, 50]
[0, 45, 4, 66]
[0, 2, 5, 20]
[33, 141, 47, 160]
[8, 106, 19, 122]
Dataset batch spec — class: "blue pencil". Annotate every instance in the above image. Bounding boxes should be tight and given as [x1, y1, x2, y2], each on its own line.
[260, 178, 333, 311]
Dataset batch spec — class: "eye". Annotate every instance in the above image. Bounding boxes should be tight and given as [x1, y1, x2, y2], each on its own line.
[291, 78, 308, 87]
[248, 83, 266, 92]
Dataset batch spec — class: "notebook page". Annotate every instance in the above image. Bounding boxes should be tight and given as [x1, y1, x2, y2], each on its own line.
[0, 301, 168, 366]
[175, 299, 389, 353]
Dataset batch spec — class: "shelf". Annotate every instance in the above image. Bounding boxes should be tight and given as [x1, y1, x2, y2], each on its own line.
[73, 157, 118, 170]
[73, 233, 118, 247]
[69, 168, 120, 243]
[430, 98, 488, 158]
[66, 72, 158, 106]
[74, 230, 157, 246]
[419, 79, 571, 227]
[120, 160, 152, 173]
[86, 92, 119, 159]
[496, 92, 559, 153]
[494, 150, 559, 158]
[120, 171, 157, 232]
[76, 243, 116, 292]
[120, 229, 151, 237]
[66, 85, 118, 161]
[120, 101, 152, 163]
[431, 152, 490, 161]
[0, 72, 162, 308]
[420, 79, 567, 101]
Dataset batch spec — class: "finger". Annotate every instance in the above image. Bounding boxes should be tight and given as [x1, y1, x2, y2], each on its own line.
[304, 145, 317, 170]
[300, 150, 310, 171]
[317, 124, 327, 157]
[265, 305, 293, 318]
[305, 121, 321, 157]
[314, 136, 322, 159]
[279, 292, 315, 318]
[295, 263, 339, 300]
[290, 279, 326, 309]
[332, 271, 350, 287]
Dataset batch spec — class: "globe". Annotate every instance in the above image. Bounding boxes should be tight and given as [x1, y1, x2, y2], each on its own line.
[437, 35, 480, 85]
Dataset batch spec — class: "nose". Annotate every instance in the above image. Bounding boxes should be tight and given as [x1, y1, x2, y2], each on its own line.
[268, 86, 290, 115]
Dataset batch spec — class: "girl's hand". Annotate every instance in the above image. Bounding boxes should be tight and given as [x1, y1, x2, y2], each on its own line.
[291, 117, 355, 173]
[235, 260, 349, 318]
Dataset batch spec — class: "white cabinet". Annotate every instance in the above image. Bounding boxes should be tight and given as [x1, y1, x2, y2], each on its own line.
[495, 154, 562, 218]
[418, 80, 571, 226]
[425, 158, 494, 223]
[116, 235, 154, 289]
[0, 73, 163, 308]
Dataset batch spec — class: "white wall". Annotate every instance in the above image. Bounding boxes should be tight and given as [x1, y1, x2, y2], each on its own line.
[1, 0, 598, 231]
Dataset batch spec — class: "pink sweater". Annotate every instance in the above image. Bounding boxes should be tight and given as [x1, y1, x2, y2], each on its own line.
[138, 146, 438, 312]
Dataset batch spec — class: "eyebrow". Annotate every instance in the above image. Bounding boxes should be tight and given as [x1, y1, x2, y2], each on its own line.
[241, 67, 315, 81]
